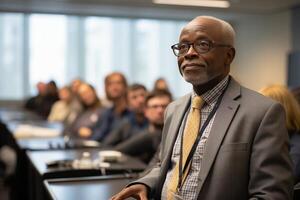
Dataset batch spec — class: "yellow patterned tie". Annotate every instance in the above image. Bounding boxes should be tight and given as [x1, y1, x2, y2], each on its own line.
[167, 96, 204, 199]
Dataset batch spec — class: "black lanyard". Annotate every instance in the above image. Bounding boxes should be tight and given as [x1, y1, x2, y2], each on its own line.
[177, 81, 229, 192]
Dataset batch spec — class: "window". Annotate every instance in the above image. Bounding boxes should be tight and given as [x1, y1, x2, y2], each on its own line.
[0, 13, 189, 100]
[0, 13, 24, 99]
[29, 14, 68, 93]
[84, 17, 189, 97]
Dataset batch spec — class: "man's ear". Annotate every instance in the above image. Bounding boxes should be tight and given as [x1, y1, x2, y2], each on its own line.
[225, 47, 235, 65]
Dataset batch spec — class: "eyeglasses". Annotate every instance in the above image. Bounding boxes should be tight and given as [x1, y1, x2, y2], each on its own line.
[171, 40, 232, 57]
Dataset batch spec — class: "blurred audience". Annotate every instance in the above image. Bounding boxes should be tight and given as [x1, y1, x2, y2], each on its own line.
[91, 72, 130, 141]
[153, 77, 170, 92]
[64, 83, 102, 139]
[0, 121, 17, 200]
[70, 78, 85, 115]
[25, 74, 176, 145]
[47, 80, 59, 102]
[48, 86, 82, 126]
[24, 81, 59, 118]
[103, 83, 148, 146]
[115, 89, 172, 163]
[71, 78, 83, 95]
[24, 82, 47, 114]
[260, 85, 300, 184]
[292, 87, 300, 105]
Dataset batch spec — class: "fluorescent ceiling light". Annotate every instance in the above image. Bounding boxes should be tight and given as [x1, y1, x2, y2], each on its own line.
[153, 0, 230, 8]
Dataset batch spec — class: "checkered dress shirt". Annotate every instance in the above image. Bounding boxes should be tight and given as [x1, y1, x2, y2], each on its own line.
[161, 76, 229, 200]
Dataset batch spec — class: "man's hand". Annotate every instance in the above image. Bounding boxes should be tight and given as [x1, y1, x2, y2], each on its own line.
[110, 184, 148, 200]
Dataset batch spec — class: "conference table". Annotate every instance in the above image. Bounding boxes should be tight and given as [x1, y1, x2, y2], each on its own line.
[0, 107, 41, 123]
[0, 108, 147, 200]
[27, 148, 146, 179]
[26, 144, 146, 200]
[44, 175, 137, 200]
[17, 136, 102, 151]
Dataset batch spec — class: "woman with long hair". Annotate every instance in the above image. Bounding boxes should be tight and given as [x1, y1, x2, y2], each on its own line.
[260, 85, 300, 184]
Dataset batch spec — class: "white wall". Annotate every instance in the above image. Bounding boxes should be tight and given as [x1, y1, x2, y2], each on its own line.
[230, 11, 291, 91]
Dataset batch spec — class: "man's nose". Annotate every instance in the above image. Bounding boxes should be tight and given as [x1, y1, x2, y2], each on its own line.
[184, 45, 198, 58]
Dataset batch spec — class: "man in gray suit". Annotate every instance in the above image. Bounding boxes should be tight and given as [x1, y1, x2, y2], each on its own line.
[111, 16, 293, 200]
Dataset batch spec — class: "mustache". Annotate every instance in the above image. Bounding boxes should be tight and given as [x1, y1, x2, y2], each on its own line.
[181, 62, 207, 69]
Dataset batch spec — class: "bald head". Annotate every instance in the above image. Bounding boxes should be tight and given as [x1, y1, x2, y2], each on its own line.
[183, 16, 235, 46]
[175, 15, 236, 93]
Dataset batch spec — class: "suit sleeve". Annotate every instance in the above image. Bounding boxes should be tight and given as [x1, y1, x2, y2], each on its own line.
[248, 102, 294, 200]
[126, 104, 172, 197]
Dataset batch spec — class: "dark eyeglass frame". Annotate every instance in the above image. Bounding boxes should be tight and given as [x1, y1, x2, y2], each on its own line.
[171, 40, 232, 57]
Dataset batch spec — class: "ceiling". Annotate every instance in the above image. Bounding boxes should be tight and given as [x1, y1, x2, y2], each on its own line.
[0, 0, 300, 17]
[60, 0, 300, 13]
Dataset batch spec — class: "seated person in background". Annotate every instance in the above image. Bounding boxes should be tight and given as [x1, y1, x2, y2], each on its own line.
[24, 80, 59, 118]
[47, 80, 59, 104]
[103, 83, 149, 146]
[24, 82, 46, 109]
[71, 78, 83, 95]
[69, 78, 85, 117]
[24, 81, 48, 118]
[48, 86, 82, 126]
[260, 85, 300, 184]
[153, 77, 170, 92]
[64, 83, 102, 139]
[91, 72, 131, 141]
[292, 87, 300, 105]
[115, 90, 172, 163]
[0, 121, 17, 200]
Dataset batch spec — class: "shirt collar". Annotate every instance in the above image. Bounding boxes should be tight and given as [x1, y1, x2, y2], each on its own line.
[192, 75, 229, 107]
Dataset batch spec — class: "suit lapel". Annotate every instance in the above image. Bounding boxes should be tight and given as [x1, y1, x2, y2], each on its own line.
[196, 78, 241, 195]
[157, 94, 191, 198]
[163, 94, 190, 158]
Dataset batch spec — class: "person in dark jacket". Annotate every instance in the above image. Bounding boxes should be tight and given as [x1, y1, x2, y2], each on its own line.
[103, 83, 148, 146]
[114, 90, 172, 163]
[0, 121, 17, 200]
[91, 72, 130, 141]
[24, 81, 59, 118]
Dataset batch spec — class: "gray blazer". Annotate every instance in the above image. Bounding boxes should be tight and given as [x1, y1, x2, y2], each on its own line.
[134, 78, 294, 200]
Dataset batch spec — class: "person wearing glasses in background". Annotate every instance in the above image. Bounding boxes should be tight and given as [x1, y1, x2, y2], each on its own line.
[111, 16, 293, 200]
[114, 89, 172, 164]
